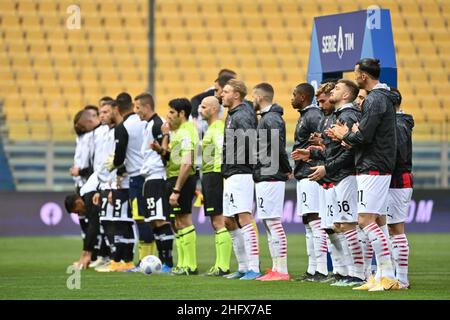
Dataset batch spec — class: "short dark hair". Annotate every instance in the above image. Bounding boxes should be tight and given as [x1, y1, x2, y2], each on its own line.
[102, 99, 118, 108]
[218, 68, 237, 78]
[134, 92, 155, 110]
[168, 98, 192, 119]
[116, 92, 133, 113]
[337, 79, 360, 101]
[356, 58, 381, 80]
[216, 74, 236, 89]
[84, 105, 99, 115]
[390, 87, 402, 107]
[254, 82, 274, 102]
[73, 110, 84, 135]
[99, 96, 114, 106]
[73, 110, 83, 125]
[295, 83, 315, 102]
[64, 194, 80, 213]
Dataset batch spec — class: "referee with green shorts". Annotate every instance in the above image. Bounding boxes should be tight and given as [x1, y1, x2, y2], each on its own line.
[157, 98, 200, 275]
[198, 96, 232, 276]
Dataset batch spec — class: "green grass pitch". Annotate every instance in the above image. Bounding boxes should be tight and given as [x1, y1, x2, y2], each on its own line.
[1, 234, 449, 300]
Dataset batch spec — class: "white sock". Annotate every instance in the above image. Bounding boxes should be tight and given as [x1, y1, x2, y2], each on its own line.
[328, 232, 347, 276]
[309, 219, 328, 276]
[391, 234, 410, 285]
[266, 219, 288, 274]
[242, 223, 260, 273]
[263, 220, 276, 272]
[343, 228, 365, 280]
[305, 223, 316, 275]
[357, 226, 373, 279]
[340, 234, 353, 277]
[363, 223, 395, 280]
[229, 228, 248, 273]
[379, 223, 389, 238]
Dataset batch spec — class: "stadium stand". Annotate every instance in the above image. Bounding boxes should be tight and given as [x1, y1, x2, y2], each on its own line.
[0, 0, 149, 143]
[153, 0, 450, 140]
[0, 0, 449, 190]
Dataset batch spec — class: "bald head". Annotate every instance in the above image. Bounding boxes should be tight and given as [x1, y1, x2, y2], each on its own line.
[199, 96, 220, 123]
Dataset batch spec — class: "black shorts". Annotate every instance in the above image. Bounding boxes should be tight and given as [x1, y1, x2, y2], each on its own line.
[143, 179, 169, 222]
[99, 189, 110, 220]
[201, 172, 223, 216]
[81, 191, 101, 251]
[111, 189, 133, 221]
[166, 175, 198, 216]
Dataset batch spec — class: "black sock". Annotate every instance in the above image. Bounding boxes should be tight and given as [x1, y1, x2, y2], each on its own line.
[153, 223, 175, 267]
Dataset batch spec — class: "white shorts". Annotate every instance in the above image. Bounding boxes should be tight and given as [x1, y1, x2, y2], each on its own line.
[318, 186, 326, 220]
[334, 175, 358, 223]
[387, 188, 413, 224]
[321, 186, 337, 229]
[255, 181, 285, 219]
[356, 175, 391, 215]
[223, 174, 255, 217]
[296, 178, 320, 216]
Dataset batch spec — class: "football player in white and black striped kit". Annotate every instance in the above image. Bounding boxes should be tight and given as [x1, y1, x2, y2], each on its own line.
[106, 93, 156, 269]
[135, 92, 175, 273]
[97, 99, 137, 272]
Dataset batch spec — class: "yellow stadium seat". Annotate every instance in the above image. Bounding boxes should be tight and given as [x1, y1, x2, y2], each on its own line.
[416, 46, 437, 56]
[0, 0, 448, 143]
[435, 85, 450, 97]
[4, 29, 25, 41]
[48, 108, 70, 122]
[8, 122, 30, 141]
[421, 57, 443, 69]
[425, 18, 447, 29]
[25, 106, 47, 122]
[41, 85, 62, 96]
[0, 2, 15, 12]
[428, 72, 448, 83]
[52, 127, 76, 142]
[299, 3, 319, 14]
[29, 122, 51, 141]
[437, 44, 450, 57]
[4, 108, 26, 122]
[419, 3, 441, 15]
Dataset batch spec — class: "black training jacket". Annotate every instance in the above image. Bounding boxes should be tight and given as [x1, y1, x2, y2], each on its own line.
[324, 104, 361, 183]
[292, 105, 323, 180]
[309, 112, 335, 185]
[342, 87, 400, 175]
[310, 104, 361, 184]
[391, 113, 414, 188]
[222, 102, 258, 178]
[253, 104, 292, 182]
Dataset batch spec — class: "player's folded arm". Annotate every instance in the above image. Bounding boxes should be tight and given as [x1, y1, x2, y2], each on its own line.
[310, 149, 326, 161]
[324, 149, 354, 176]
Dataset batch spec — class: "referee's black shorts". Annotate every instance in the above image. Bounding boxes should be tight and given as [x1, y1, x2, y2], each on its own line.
[201, 172, 223, 216]
[166, 175, 198, 216]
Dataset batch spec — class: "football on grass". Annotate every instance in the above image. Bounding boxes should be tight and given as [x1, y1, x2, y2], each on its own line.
[140, 255, 162, 275]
